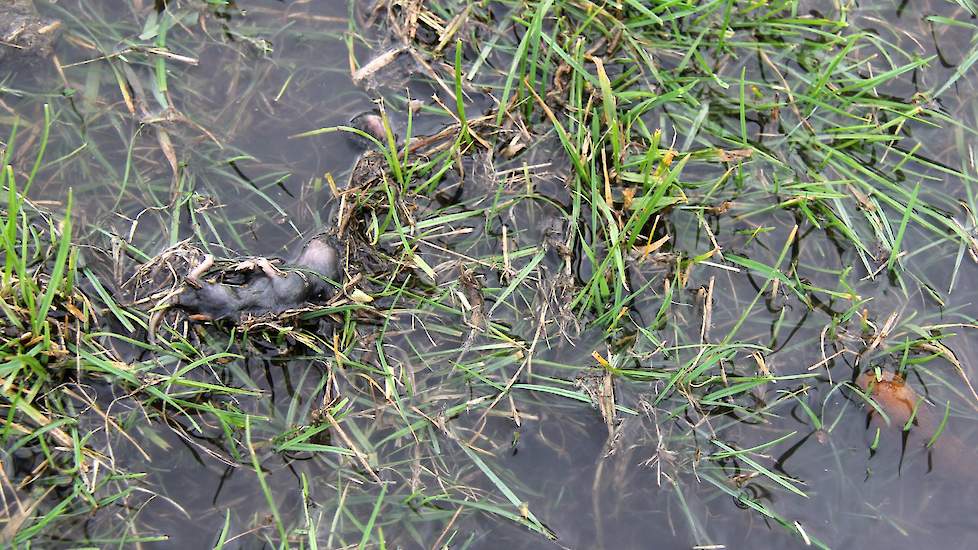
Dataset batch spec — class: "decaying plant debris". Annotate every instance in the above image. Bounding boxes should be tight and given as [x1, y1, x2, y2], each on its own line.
[6, 0, 978, 548]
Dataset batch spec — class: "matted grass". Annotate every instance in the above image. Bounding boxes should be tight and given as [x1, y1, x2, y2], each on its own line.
[3, 0, 978, 548]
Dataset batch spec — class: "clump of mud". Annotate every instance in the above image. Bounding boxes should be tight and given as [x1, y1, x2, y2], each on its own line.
[0, 0, 61, 62]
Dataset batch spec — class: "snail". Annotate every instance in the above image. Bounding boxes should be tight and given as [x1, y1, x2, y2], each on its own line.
[857, 370, 969, 476]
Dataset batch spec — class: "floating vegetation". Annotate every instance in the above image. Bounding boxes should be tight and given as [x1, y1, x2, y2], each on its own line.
[3, 0, 978, 548]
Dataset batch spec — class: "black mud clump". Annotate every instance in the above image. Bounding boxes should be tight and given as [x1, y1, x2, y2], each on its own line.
[0, 0, 62, 62]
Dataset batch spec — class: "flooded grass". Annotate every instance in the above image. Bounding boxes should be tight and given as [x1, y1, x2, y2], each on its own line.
[3, 0, 978, 548]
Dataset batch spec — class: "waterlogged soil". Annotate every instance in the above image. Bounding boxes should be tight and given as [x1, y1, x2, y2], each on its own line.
[4, 0, 978, 549]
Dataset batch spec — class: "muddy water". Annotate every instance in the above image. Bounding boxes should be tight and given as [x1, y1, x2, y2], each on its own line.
[4, 0, 978, 548]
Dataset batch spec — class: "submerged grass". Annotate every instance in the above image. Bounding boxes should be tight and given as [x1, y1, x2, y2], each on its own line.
[3, 0, 978, 548]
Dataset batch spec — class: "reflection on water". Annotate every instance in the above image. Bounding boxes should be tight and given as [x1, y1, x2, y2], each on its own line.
[3, 0, 978, 548]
